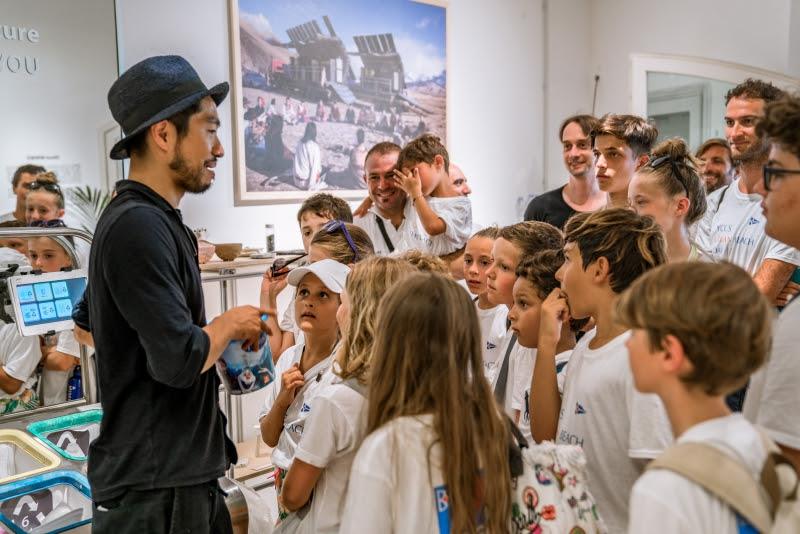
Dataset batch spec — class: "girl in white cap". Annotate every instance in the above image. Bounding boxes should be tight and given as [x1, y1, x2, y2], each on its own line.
[278, 257, 414, 533]
[258, 258, 349, 521]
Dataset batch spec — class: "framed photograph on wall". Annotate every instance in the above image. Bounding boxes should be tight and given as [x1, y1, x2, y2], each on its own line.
[228, 0, 447, 205]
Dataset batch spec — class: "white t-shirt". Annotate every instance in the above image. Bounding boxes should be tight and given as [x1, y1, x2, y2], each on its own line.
[396, 196, 472, 256]
[628, 414, 767, 533]
[744, 300, 800, 450]
[0, 212, 16, 223]
[556, 329, 672, 533]
[41, 330, 80, 406]
[293, 376, 369, 533]
[341, 414, 455, 534]
[695, 179, 800, 275]
[0, 322, 40, 399]
[477, 304, 508, 388]
[353, 202, 414, 256]
[258, 340, 335, 470]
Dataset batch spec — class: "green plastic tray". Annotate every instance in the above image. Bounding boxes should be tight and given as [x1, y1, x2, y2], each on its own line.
[27, 410, 102, 462]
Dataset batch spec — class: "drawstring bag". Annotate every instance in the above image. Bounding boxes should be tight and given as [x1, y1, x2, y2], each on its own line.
[507, 422, 607, 533]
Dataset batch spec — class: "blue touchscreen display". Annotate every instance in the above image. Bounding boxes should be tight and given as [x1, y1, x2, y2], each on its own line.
[15, 277, 86, 327]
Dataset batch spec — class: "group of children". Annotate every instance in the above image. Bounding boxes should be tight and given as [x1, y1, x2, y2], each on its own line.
[0, 169, 83, 413]
[250, 115, 799, 534]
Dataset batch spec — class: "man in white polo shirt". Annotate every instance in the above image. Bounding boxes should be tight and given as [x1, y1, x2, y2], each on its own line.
[696, 79, 800, 305]
[353, 142, 413, 255]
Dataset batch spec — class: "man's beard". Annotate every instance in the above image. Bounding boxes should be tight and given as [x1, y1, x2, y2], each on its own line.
[732, 135, 769, 165]
[703, 171, 726, 192]
[170, 145, 212, 194]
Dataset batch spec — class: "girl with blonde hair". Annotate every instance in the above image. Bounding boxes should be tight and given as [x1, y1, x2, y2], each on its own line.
[340, 272, 512, 533]
[278, 256, 414, 533]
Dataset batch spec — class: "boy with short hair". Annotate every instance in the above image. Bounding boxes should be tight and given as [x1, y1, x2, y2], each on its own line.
[592, 114, 659, 208]
[530, 208, 672, 533]
[618, 261, 773, 533]
[263, 193, 353, 358]
[392, 135, 472, 256]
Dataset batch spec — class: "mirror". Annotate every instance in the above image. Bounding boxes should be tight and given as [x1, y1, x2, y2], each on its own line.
[647, 72, 735, 150]
[0, 0, 117, 417]
[0, 231, 93, 418]
[631, 54, 800, 151]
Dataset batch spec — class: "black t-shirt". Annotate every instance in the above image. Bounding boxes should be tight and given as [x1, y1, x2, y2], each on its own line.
[86, 180, 235, 501]
[523, 185, 576, 229]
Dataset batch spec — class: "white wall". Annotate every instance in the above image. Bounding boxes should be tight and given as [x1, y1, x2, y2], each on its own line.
[1, 0, 117, 209]
[588, 0, 793, 117]
[116, 0, 545, 249]
[542, 0, 594, 189]
[543, 0, 798, 189]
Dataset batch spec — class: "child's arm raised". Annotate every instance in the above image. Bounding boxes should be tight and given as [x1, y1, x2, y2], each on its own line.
[393, 169, 446, 236]
[260, 270, 290, 360]
[530, 289, 569, 442]
[260, 363, 305, 447]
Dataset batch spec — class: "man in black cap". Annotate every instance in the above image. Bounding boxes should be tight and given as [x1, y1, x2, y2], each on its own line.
[87, 55, 269, 533]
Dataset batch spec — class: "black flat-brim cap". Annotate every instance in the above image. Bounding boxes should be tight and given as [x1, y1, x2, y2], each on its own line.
[108, 55, 229, 160]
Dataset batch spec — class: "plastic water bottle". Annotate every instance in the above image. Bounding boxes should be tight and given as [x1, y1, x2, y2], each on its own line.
[67, 366, 83, 400]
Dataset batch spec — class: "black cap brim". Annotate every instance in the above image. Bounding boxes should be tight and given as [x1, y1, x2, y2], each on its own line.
[109, 81, 229, 160]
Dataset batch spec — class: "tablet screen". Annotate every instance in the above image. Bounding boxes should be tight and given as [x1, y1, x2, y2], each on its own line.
[15, 277, 86, 327]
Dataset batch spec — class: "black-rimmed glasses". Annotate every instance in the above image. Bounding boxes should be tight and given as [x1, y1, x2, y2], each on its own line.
[647, 155, 689, 194]
[763, 165, 800, 192]
[322, 220, 359, 261]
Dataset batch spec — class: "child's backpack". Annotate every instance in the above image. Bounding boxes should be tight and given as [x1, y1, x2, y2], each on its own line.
[647, 429, 800, 533]
[507, 423, 607, 533]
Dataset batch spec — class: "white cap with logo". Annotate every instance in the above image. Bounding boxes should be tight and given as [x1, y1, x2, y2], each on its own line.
[287, 258, 350, 293]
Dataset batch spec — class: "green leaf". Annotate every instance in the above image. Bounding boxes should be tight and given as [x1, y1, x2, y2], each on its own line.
[65, 185, 113, 234]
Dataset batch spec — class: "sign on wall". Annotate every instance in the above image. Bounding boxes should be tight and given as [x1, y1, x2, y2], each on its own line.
[1, 1, 120, 208]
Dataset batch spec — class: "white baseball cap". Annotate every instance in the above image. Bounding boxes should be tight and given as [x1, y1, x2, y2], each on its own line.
[287, 258, 350, 293]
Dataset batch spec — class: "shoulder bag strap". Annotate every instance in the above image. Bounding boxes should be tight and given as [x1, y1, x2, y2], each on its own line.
[647, 442, 772, 532]
[493, 333, 517, 405]
[374, 215, 395, 253]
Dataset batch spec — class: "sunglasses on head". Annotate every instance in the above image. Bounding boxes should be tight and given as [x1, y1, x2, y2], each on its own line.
[29, 219, 67, 228]
[322, 219, 359, 261]
[647, 155, 689, 194]
[28, 181, 64, 196]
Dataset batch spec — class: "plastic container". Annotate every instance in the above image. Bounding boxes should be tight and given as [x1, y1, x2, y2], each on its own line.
[216, 331, 275, 396]
[0, 470, 92, 533]
[27, 410, 102, 462]
[0, 431, 61, 486]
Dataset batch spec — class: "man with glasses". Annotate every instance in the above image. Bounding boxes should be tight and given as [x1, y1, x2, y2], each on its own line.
[744, 92, 800, 471]
[1, 164, 46, 223]
[695, 79, 800, 306]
